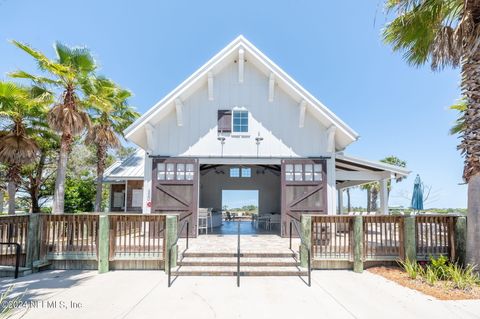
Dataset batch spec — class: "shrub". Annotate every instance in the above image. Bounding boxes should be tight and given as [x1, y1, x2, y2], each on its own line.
[429, 255, 449, 280]
[424, 265, 438, 286]
[398, 258, 421, 279]
[447, 264, 480, 290]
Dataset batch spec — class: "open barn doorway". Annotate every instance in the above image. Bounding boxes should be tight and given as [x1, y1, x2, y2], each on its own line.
[199, 164, 281, 235]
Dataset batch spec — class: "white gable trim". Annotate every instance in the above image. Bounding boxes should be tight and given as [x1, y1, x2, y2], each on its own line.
[124, 35, 359, 149]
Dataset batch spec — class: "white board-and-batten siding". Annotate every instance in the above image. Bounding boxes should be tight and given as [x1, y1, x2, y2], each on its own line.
[149, 62, 329, 158]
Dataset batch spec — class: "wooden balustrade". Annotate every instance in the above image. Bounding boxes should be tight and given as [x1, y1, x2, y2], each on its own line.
[312, 216, 353, 260]
[312, 214, 460, 264]
[363, 216, 404, 261]
[109, 214, 166, 260]
[415, 215, 455, 260]
[0, 215, 29, 267]
[40, 214, 99, 260]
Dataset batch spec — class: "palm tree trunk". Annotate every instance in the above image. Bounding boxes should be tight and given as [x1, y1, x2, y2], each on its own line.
[366, 189, 371, 212]
[461, 51, 480, 266]
[30, 151, 46, 213]
[346, 188, 351, 213]
[467, 174, 480, 266]
[0, 190, 4, 213]
[7, 181, 15, 215]
[94, 146, 106, 212]
[52, 134, 70, 214]
[371, 189, 378, 212]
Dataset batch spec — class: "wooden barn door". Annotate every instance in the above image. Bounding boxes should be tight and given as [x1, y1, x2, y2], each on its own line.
[281, 159, 327, 237]
[152, 158, 199, 237]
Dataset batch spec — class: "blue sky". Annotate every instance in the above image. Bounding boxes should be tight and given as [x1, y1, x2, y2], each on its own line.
[222, 190, 258, 210]
[0, 0, 465, 208]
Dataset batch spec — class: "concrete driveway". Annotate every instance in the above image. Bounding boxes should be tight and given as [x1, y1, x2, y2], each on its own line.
[1, 270, 479, 319]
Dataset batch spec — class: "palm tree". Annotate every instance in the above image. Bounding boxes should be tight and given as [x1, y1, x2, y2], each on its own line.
[83, 77, 139, 212]
[360, 182, 378, 212]
[383, 0, 480, 265]
[10, 41, 97, 213]
[360, 156, 407, 212]
[381, 156, 408, 199]
[0, 82, 50, 214]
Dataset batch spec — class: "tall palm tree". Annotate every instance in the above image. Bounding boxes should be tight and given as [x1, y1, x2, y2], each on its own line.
[383, 0, 480, 265]
[83, 77, 139, 212]
[360, 156, 407, 212]
[0, 82, 50, 214]
[10, 41, 98, 213]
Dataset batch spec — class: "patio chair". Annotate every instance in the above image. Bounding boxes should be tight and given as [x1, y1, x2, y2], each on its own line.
[198, 208, 212, 234]
[256, 214, 270, 229]
[268, 214, 281, 230]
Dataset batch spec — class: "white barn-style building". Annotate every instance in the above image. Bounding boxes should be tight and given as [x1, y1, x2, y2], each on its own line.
[104, 36, 409, 237]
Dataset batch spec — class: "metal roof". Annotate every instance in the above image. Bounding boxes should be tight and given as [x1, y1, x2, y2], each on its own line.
[103, 148, 145, 182]
[336, 154, 410, 178]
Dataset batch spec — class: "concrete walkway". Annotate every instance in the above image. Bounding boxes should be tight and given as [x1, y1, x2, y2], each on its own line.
[1, 270, 479, 319]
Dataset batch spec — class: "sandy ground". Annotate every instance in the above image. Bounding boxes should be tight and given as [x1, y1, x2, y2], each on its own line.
[1, 270, 480, 319]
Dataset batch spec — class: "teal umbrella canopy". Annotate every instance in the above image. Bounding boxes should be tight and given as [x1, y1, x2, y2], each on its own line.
[411, 174, 424, 211]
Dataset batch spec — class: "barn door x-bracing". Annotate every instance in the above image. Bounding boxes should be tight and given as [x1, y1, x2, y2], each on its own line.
[281, 159, 328, 237]
[152, 158, 198, 237]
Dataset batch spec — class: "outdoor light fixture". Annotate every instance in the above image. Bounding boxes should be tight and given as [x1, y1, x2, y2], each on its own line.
[217, 136, 226, 157]
[255, 132, 263, 157]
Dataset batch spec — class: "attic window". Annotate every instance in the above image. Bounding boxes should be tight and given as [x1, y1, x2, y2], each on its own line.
[232, 110, 248, 133]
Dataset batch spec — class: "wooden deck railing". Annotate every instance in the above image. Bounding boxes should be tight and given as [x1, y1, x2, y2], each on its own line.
[312, 216, 353, 260]
[415, 215, 455, 260]
[109, 214, 166, 261]
[40, 214, 99, 260]
[312, 214, 461, 263]
[363, 216, 404, 261]
[0, 215, 29, 267]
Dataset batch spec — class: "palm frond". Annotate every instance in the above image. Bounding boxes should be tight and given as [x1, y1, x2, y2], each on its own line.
[11, 40, 72, 80]
[8, 70, 60, 85]
[383, 0, 463, 69]
[54, 42, 96, 75]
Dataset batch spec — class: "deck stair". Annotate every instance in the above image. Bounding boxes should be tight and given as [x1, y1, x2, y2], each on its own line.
[171, 251, 307, 277]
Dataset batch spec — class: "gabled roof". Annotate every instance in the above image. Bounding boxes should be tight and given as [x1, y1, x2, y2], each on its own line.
[124, 35, 360, 150]
[103, 149, 145, 182]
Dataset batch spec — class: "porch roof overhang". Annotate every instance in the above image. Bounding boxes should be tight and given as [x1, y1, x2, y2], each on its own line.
[335, 154, 410, 189]
[103, 149, 145, 182]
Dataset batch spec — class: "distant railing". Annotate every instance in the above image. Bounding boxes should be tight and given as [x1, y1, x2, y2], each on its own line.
[311, 216, 353, 260]
[40, 214, 99, 260]
[415, 215, 455, 260]
[0, 215, 28, 267]
[363, 216, 404, 261]
[109, 214, 166, 260]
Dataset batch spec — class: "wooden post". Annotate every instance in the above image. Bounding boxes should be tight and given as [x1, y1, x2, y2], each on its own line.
[403, 216, 416, 262]
[164, 215, 178, 273]
[98, 214, 109, 274]
[300, 215, 312, 268]
[26, 214, 39, 269]
[353, 215, 363, 273]
[124, 180, 128, 213]
[454, 216, 467, 266]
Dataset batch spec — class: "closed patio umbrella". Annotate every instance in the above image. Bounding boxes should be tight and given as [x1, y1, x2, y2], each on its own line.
[410, 174, 424, 213]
